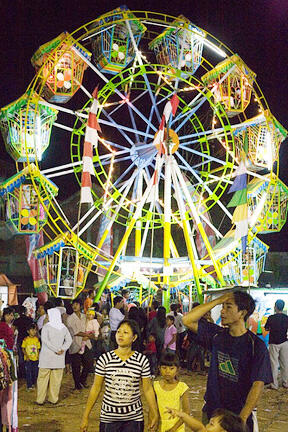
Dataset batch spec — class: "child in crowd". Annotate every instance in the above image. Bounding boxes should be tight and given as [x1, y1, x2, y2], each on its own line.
[21, 323, 41, 390]
[79, 309, 100, 355]
[144, 332, 157, 377]
[94, 323, 112, 359]
[163, 315, 177, 354]
[165, 407, 247, 432]
[153, 352, 189, 432]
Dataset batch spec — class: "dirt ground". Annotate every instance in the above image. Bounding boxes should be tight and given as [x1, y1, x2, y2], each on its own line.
[18, 371, 288, 432]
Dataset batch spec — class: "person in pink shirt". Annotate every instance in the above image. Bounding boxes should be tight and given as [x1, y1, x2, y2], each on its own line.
[163, 315, 177, 354]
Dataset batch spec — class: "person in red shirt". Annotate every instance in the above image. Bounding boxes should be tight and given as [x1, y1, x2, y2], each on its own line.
[0, 307, 15, 349]
[148, 300, 159, 322]
[144, 332, 157, 376]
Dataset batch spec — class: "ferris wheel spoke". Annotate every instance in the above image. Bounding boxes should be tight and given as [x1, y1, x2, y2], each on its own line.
[178, 126, 228, 142]
[112, 162, 138, 189]
[125, 19, 161, 124]
[127, 100, 141, 143]
[100, 113, 155, 142]
[101, 109, 135, 147]
[193, 171, 233, 187]
[171, 92, 205, 124]
[77, 169, 139, 237]
[175, 151, 233, 220]
[173, 159, 225, 285]
[143, 74, 169, 144]
[99, 139, 129, 151]
[177, 144, 232, 168]
[174, 98, 207, 133]
[73, 46, 158, 133]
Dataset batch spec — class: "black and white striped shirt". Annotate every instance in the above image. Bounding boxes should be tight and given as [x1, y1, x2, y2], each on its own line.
[95, 350, 151, 423]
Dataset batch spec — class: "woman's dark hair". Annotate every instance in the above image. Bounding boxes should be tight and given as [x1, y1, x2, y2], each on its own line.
[116, 319, 140, 350]
[156, 306, 167, 328]
[128, 306, 139, 321]
[159, 352, 180, 368]
[170, 303, 178, 317]
[212, 409, 247, 432]
[1, 307, 14, 322]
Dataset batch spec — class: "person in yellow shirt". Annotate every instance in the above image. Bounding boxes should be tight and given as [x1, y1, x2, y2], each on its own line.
[153, 352, 190, 432]
[22, 323, 41, 390]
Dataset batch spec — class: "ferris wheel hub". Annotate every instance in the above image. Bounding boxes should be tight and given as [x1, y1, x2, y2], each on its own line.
[154, 128, 180, 154]
[130, 141, 157, 168]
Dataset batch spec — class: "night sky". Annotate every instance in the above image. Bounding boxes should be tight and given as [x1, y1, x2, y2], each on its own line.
[0, 0, 287, 250]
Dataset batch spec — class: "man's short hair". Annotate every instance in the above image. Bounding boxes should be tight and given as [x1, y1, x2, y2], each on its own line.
[233, 289, 255, 321]
[54, 298, 63, 307]
[113, 296, 123, 306]
[44, 300, 55, 312]
[72, 298, 82, 306]
[27, 323, 37, 332]
[275, 299, 285, 311]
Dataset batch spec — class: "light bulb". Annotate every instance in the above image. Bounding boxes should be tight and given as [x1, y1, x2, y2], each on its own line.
[57, 72, 64, 81]
[64, 81, 72, 89]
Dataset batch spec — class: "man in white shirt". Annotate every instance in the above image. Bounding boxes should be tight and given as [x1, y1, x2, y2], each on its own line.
[67, 299, 94, 390]
[109, 296, 125, 348]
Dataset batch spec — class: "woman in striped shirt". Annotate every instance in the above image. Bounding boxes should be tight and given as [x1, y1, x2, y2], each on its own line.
[80, 319, 159, 432]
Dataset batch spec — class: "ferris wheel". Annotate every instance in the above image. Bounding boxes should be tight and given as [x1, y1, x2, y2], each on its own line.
[0, 7, 287, 305]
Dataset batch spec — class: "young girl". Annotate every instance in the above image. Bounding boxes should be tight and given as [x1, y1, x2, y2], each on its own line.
[80, 319, 159, 432]
[165, 408, 247, 432]
[163, 315, 177, 354]
[153, 352, 189, 432]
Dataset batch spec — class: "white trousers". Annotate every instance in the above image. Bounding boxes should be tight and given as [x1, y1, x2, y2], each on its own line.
[269, 340, 288, 389]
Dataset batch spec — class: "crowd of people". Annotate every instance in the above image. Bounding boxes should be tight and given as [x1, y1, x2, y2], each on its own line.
[0, 288, 287, 432]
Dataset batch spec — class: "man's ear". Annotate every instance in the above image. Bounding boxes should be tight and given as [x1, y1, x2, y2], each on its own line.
[240, 309, 247, 320]
[133, 334, 138, 342]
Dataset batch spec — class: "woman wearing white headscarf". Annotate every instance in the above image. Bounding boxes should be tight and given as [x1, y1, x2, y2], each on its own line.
[36, 308, 72, 405]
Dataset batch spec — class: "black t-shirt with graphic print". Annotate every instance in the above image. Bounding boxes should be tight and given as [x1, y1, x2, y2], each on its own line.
[197, 320, 272, 431]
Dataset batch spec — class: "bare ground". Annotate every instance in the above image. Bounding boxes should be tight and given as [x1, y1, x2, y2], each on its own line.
[18, 371, 288, 432]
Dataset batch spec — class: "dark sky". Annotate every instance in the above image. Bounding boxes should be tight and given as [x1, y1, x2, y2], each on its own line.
[0, 0, 287, 250]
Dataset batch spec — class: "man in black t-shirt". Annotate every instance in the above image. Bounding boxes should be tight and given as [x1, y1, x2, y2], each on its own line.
[183, 289, 272, 432]
[265, 299, 288, 390]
